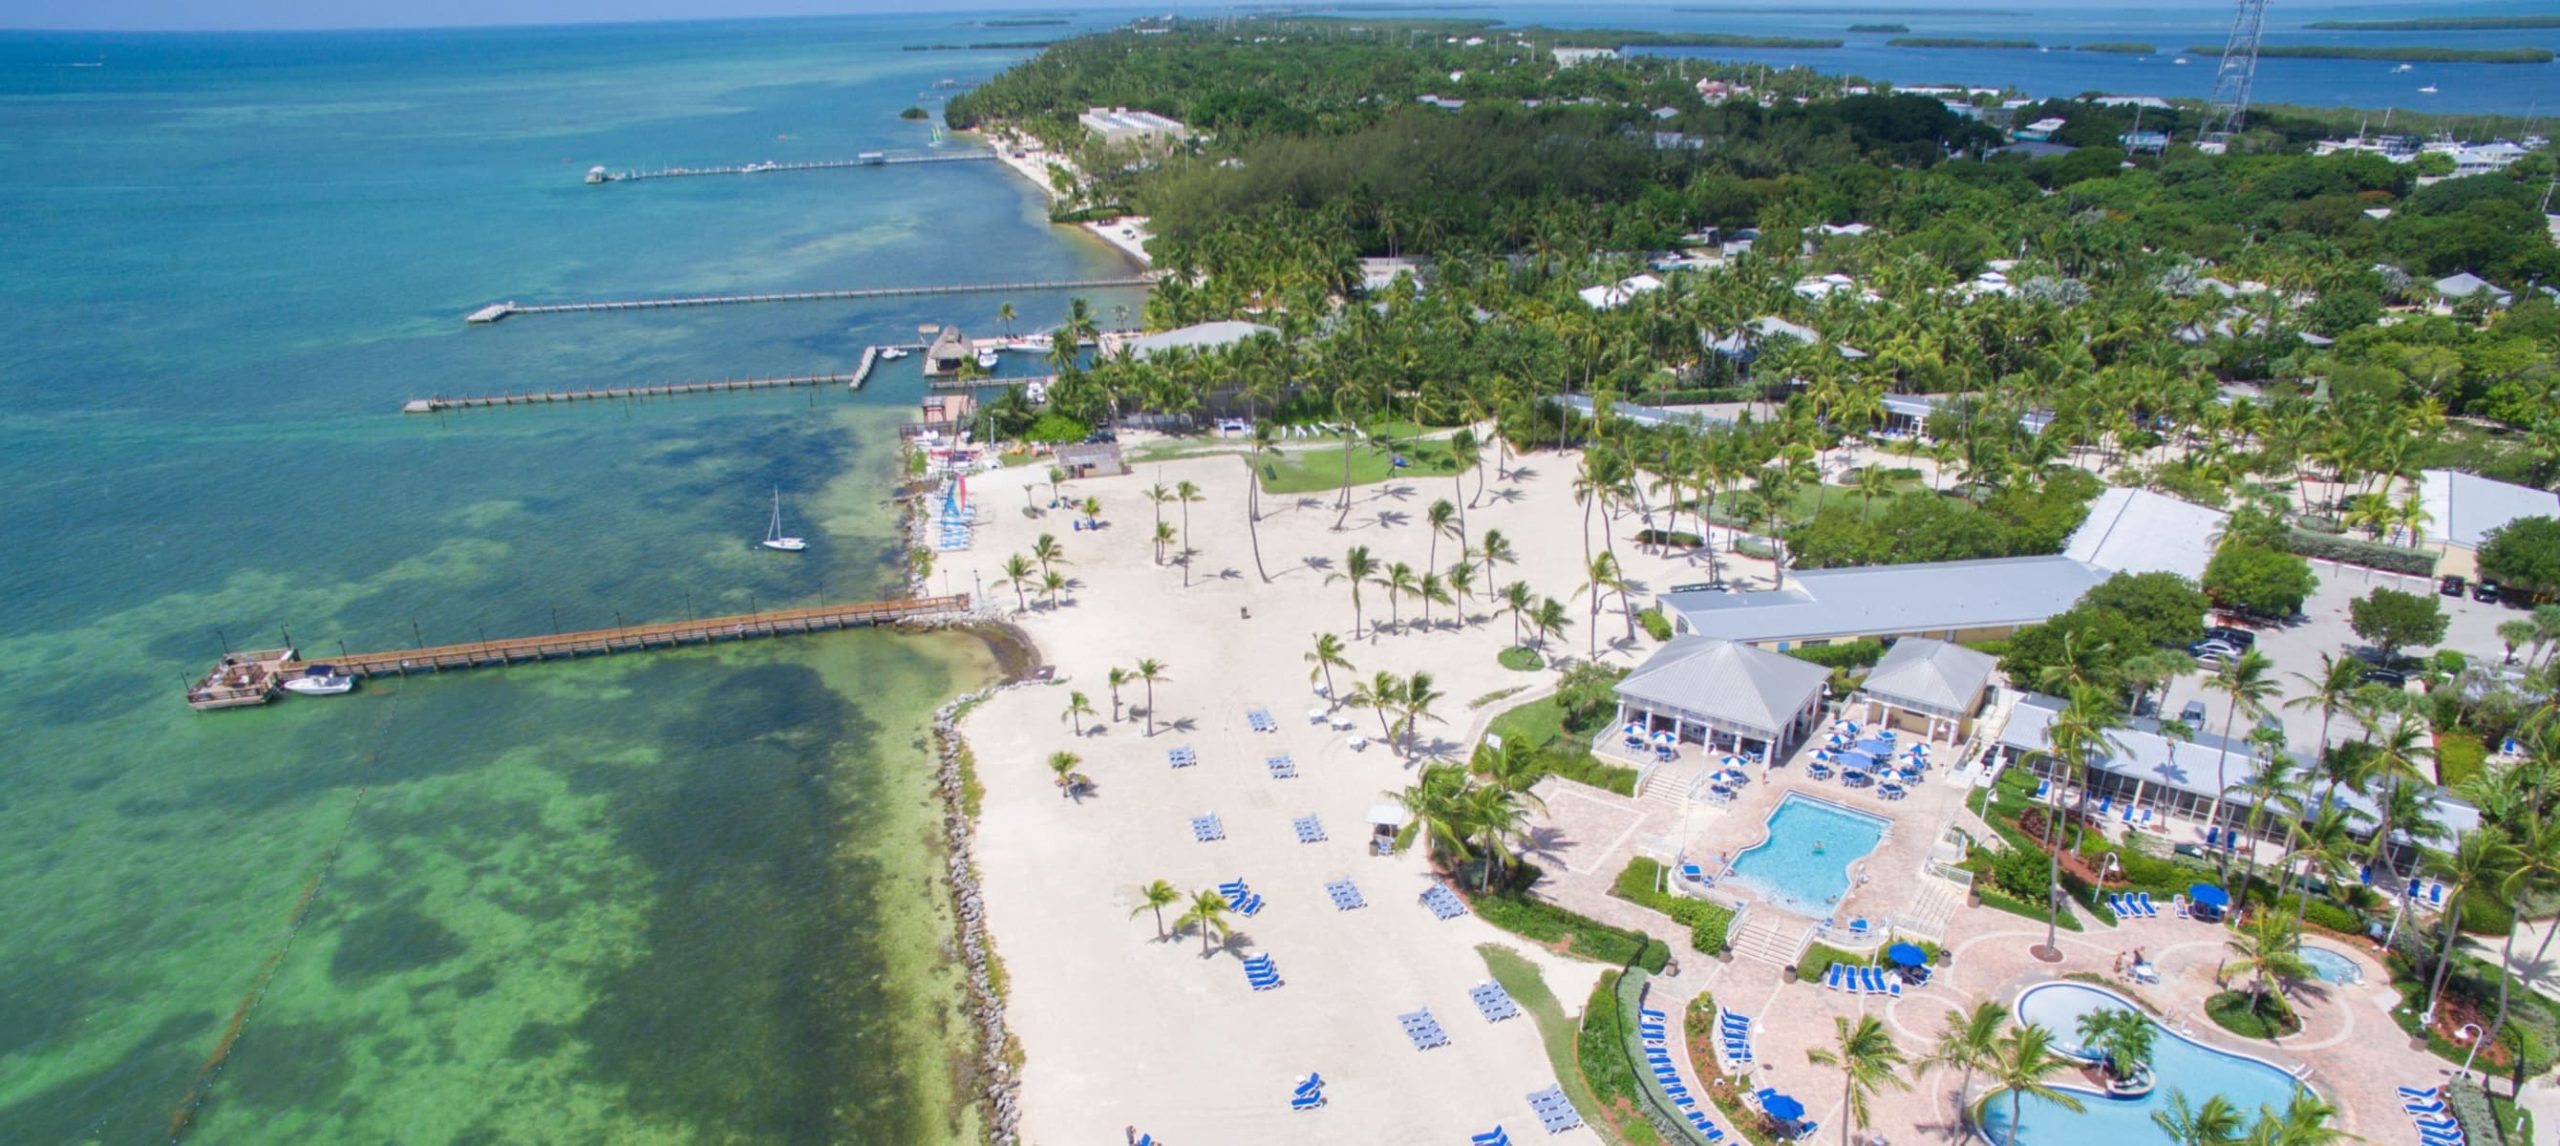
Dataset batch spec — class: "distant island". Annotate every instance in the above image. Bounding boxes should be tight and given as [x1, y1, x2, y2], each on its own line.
[1888, 36, 2039, 49]
[1846, 24, 1909, 33]
[2305, 16, 2560, 30]
[1602, 31, 1847, 49]
[975, 17, 1072, 27]
[904, 41, 1058, 52]
[2186, 44, 2557, 63]
[2075, 42, 2156, 54]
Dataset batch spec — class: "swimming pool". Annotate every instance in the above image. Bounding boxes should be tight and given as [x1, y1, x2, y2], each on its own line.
[2298, 945, 2364, 984]
[1978, 982, 2310, 1146]
[1723, 793, 1889, 917]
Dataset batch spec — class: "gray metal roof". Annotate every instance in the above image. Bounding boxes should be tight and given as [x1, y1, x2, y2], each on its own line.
[2420, 469, 2557, 550]
[1126, 320, 1277, 361]
[1613, 636, 1829, 740]
[1660, 555, 2106, 646]
[1997, 693, 2481, 837]
[2064, 486, 2225, 580]
[1552, 394, 1731, 433]
[1861, 638, 1996, 719]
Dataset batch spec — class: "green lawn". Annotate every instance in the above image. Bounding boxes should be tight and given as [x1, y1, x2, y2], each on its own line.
[1699, 477, 1921, 528]
[1487, 695, 1570, 752]
[1480, 945, 1630, 1144]
[1258, 435, 1466, 495]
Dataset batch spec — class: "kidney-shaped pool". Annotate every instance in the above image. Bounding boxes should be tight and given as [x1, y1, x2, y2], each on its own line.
[1977, 981, 2312, 1146]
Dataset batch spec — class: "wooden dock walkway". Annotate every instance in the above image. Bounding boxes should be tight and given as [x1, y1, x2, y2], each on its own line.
[465, 275, 1157, 323]
[592, 151, 997, 183]
[199, 596, 974, 705]
[930, 372, 1057, 392]
[401, 369, 867, 414]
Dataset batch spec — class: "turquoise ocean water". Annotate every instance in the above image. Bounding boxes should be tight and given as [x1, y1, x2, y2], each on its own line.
[0, 15, 1141, 1144]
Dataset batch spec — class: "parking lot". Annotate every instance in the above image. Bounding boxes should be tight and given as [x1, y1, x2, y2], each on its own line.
[2156, 557, 2526, 760]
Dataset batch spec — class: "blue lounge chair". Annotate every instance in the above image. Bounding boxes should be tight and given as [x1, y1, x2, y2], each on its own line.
[2204, 827, 2221, 848]
[1470, 1128, 1511, 1146]
[1297, 1073, 1324, 1097]
[2399, 1086, 2443, 1101]
[1637, 1007, 1667, 1020]
[1290, 1090, 1325, 1111]
[2106, 892, 2128, 916]
[2137, 892, 2158, 917]
[1824, 964, 1846, 991]
[2405, 1100, 2449, 1116]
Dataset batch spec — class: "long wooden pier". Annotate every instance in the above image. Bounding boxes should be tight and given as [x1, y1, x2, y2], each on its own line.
[465, 275, 1157, 324]
[401, 369, 871, 414]
[590, 151, 997, 184]
[188, 596, 976, 708]
[930, 372, 1057, 392]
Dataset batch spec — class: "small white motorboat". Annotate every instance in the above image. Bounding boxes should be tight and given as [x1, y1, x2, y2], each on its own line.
[975, 348, 1001, 369]
[2393, 63, 2414, 73]
[2419, 83, 2439, 94]
[878, 346, 909, 360]
[761, 487, 807, 552]
[2173, 57, 2189, 65]
[282, 665, 355, 696]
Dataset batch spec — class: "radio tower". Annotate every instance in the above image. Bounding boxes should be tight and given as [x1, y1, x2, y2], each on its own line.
[2199, 0, 2269, 149]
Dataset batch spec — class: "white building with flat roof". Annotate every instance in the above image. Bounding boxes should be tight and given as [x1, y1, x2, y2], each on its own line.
[2419, 468, 2558, 576]
[1079, 107, 1188, 146]
[1658, 555, 2110, 650]
[2064, 487, 2227, 582]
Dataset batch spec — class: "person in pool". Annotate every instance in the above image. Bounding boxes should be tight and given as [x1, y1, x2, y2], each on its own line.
[1813, 838, 1826, 855]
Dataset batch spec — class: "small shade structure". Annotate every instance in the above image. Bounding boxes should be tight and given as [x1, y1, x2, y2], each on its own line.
[2189, 883, 2230, 908]
[1762, 1094, 1806, 1121]
[1858, 637, 1997, 744]
[1886, 942, 1928, 967]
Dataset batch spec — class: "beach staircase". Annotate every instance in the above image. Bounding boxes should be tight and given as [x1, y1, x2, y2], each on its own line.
[1890, 876, 1969, 944]
[1639, 764, 1702, 810]
[1729, 914, 1812, 970]
[1962, 689, 2027, 788]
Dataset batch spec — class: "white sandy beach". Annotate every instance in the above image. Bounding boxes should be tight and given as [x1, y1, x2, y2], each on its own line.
[975, 131, 1156, 269]
[944, 435, 1763, 1144]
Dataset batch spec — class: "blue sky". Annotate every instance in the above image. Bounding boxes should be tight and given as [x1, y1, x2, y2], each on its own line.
[5, 1, 1123, 31]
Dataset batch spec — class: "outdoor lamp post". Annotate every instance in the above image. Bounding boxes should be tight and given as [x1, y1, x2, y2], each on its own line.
[2457, 1023, 2485, 1080]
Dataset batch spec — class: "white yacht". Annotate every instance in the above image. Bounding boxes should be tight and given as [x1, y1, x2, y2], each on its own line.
[761, 488, 807, 552]
[2419, 84, 2440, 94]
[879, 346, 910, 360]
[975, 348, 1002, 369]
[282, 665, 356, 696]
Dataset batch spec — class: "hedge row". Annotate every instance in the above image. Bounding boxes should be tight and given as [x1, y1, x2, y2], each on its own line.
[1475, 892, 1673, 971]
[1613, 858, 1737, 954]
[2288, 528, 2438, 576]
[1783, 640, 1887, 669]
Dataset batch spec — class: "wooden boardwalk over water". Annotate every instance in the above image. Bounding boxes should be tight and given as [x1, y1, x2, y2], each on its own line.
[465, 275, 1157, 323]
[590, 151, 997, 183]
[187, 596, 975, 707]
[402, 364, 874, 414]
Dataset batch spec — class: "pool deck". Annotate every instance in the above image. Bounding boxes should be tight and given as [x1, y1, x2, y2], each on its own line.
[1521, 733, 2469, 1145]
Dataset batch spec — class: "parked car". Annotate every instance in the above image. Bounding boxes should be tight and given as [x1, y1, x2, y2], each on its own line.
[2177, 700, 2209, 727]
[2474, 580, 2504, 604]
[2441, 574, 2468, 597]
[2202, 625, 2257, 651]
[2361, 667, 2408, 688]
[2189, 638, 2241, 659]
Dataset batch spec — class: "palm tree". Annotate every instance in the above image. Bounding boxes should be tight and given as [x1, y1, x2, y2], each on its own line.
[1152, 520, 1177, 565]
[1134, 658, 1168, 738]
[1062, 690, 1096, 736]
[1132, 879, 1180, 939]
[1032, 532, 1067, 578]
[2203, 650, 2281, 874]
[2225, 743, 2302, 906]
[1391, 763, 1476, 876]
[1330, 546, 1380, 639]
[2222, 910, 2311, 1018]
[1417, 571, 1452, 629]
[2040, 687, 2126, 952]
[1531, 597, 1574, 654]
[997, 300, 1016, 338]
[2073, 1008, 2156, 1086]
[2153, 1090, 2247, 1146]
[1806, 1014, 1911, 1146]
[1175, 479, 1203, 586]
[1175, 888, 1232, 956]
[1383, 562, 1419, 632]
[1146, 481, 1171, 544]
[2422, 829, 2515, 1024]
[1987, 1024, 2087, 1146]
[1460, 782, 1533, 888]
[1426, 499, 1460, 572]
[995, 552, 1038, 612]
[2284, 805, 2366, 924]
[1855, 463, 1896, 521]
[1477, 529, 1516, 595]
[1306, 632, 1353, 703]
[2284, 653, 2364, 755]
[1451, 424, 1484, 516]
[1501, 581, 1535, 648]
[1402, 670, 1445, 758]
[2245, 1089, 2344, 1146]
[1918, 1002, 2009, 1130]
[1347, 670, 1408, 746]
[2499, 618, 2540, 665]
[1105, 666, 1131, 723]
[1445, 560, 1477, 626]
[2486, 811, 2560, 1056]
[1079, 495, 1101, 529]
[1048, 750, 1090, 801]
[1040, 569, 1066, 608]
[1242, 424, 1275, 583]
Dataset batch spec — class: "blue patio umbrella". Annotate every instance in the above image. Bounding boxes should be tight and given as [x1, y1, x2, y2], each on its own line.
[2189, 883, 2231, 909]
[1887, 942, 1927, 967]
[1762, 1094, 1806, 1121]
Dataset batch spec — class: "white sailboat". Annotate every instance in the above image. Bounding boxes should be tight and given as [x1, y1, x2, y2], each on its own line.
[761, 488, 808, 551]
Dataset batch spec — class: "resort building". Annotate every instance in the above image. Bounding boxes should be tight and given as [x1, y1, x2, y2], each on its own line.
[1605, 636, 1831, 758]
[1552, 393, 1730, 434]
[1657, 555, 2108, 651]
[2418, 468, 2558, 577]
[2433, 272, 2513, 310]
[2062, 486, 2226, 581]
[1050, 440, 1128, 480]
[1577, 274, 1663, 310]
[1552, 46, 1619, 67]
[1997, 692, 2482, 841]
[1854, 638, 1997, 744]
[1115, 319, 1278, 362]
[1077, 106, 1188, 147]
